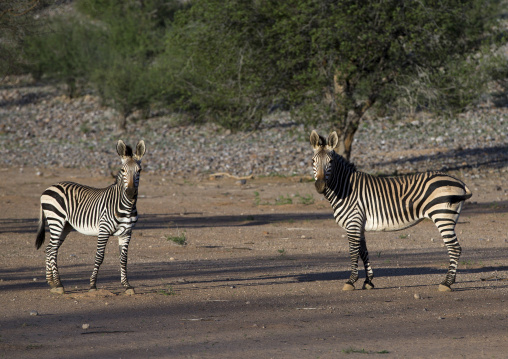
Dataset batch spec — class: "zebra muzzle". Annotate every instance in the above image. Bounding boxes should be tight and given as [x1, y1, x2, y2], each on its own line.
[126, 187, 138, 200]
[315, 179, 327, 194]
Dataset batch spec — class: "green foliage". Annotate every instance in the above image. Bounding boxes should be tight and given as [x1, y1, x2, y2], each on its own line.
[0, 0, 48, 77]
[166, 231, 187, 246]
[25, 17, 100, 97]
[17, 0, 507, 145]
[165, 0, 281, 130]
[158, 285, 176, 296]
[167, 0, 505, 145]
[343, 347, 390, 354]
[295, 193, 315, 205]
[23, 0, 184, 128]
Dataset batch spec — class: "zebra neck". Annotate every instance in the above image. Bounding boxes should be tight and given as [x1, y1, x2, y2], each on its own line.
[113, 173, 137, 206]
[325, 152, 356, 199]
[110, 180, 137, 209]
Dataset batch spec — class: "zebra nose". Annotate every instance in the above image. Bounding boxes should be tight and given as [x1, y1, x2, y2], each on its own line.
[315, 179, 326, 194]
[126, 187, 138, 199]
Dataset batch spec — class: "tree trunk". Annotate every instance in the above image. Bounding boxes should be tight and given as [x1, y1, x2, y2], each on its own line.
[326, 71, 376, 161]
[333, 111, 360, 162]
[117, 110, 128, 132]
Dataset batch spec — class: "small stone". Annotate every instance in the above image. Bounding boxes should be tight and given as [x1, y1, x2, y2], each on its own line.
[32, 278, 37, 282]
[82, 323, 90, 330]
[29, 310, 38, 316]
[169, 257, 175, 261]
[414, 293, 421, 300]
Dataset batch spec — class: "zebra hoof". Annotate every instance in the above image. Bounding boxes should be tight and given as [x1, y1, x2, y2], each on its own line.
[342, 283, 355, 291]
[125, 288, 135, 296]
[50, 286, 65, 294]
[89, 287, 97, 293]
[438, 284, 452, 292]
[362, 282, 375, 290]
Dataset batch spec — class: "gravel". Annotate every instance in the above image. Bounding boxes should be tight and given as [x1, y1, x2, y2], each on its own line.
[1, 76, 507, 179]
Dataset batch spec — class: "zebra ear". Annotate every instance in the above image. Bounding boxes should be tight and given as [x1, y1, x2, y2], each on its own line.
[135, 140, 146, 160]
[327, 132, 339, 149]
[310, 130, 321, 149]
[116, 140, 127, 157]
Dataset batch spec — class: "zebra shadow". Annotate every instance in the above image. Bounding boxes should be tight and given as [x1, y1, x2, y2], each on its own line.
[297, 265, 508, 290]
[0, 218, 38, 234]
[137, 212, 332, 230]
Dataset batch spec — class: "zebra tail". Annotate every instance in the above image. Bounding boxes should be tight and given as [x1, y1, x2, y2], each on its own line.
[449, 184, 473, 204]
[35, 206, 46, 250]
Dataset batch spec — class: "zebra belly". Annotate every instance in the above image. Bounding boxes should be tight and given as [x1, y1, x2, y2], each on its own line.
[70, 222, 100, 236]
[365, 218, 423, 232]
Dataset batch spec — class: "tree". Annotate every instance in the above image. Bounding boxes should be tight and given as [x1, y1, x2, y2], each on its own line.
[170, 0, 503, 159]
[23, 0, 183, 130]
[0, 0, 44, 77]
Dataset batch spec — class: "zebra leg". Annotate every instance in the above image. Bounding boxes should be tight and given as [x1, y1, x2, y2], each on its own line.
[118, 232, 134, 295]
[89, 231, 110, 292]
[45, 222, 71, 294]
[432, 214, 462, 292]
[359, 236, 375, 290]
[343, 227, 363, 291]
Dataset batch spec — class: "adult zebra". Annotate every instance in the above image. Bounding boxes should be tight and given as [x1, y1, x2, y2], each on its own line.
[35, 140, 146, 295]
[310, 131, 472, 292]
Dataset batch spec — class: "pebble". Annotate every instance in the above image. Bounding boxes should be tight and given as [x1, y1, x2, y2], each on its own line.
[82, 323, 90, 330]
[29, 310, 38, 316]
[1, 77, 507, 177]
[414, 293, 421, 300]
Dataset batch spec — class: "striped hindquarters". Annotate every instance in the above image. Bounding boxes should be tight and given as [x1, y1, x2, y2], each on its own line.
[41, 182, 109, 236]
[357, 172, 471, 232]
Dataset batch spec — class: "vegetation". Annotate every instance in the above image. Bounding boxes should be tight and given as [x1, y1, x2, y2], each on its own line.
[0, 0, 46, 77]
[169, 0, 506, 158]
[8, 0, 507, 158]
[166, 231, 187, 246]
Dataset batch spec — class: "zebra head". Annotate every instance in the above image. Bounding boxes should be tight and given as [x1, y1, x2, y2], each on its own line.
[116, 140, 146, 201]
[310, 130, 338, 194]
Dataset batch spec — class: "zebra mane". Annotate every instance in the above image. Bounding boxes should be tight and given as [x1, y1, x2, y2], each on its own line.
[123, 145, 133, 157]
[114, 170, 123, 185]
[331, 149, 357, 172]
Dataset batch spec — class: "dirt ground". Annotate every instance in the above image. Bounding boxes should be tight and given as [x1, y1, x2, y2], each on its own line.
[0, 167, 507, 358]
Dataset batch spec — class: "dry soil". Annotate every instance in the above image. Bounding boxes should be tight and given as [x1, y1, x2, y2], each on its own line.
[1, 167, 507, 358]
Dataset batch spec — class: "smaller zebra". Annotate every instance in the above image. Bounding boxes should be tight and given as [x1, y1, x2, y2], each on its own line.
[310, 130, 472, 291]
[35, 140, 145, 295]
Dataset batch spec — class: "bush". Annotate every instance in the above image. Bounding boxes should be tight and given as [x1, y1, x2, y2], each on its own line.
[25, 17, 101, 97]
[166, 0, 505, 156]
[24, 0, 184, 129]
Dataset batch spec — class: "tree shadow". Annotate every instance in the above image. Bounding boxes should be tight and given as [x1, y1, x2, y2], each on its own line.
[375, 144, 508, 172]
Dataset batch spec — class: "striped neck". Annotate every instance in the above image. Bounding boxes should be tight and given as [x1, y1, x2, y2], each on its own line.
[325, 151, 356, 198]
[114, 172, 137, 205]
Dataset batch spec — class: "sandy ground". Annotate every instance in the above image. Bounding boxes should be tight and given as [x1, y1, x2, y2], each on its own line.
[0, 167, 507, 358]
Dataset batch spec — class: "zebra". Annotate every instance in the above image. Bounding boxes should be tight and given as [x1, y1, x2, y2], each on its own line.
[310, 130, 472, 292]
[35, 140, 146, 295]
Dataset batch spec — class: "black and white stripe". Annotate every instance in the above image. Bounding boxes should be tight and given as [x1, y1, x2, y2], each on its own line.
[310, 131, 472, 291]
[35, 140, 146, 294]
